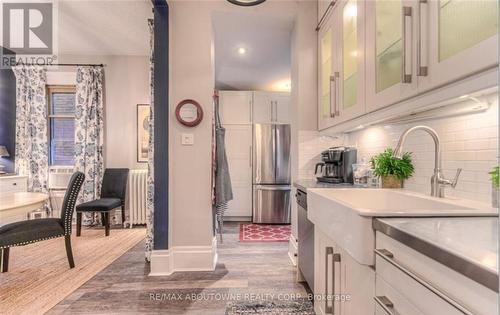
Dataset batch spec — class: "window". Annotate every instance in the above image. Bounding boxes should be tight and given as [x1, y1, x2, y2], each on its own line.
[48, 86, 76, 166]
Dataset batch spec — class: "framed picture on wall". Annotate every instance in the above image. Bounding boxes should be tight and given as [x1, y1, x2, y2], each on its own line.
[137, 104, 150, 163]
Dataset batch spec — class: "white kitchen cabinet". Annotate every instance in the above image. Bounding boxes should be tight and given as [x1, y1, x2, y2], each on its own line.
[335, 0, 366, 124]
[317, 10, 336, 130]
[418, 0, 498, 92]
[340, 245, 375, 315]
[223, 125, 252, 218]
[365, 0, 419, 112]
[375, 231, 497, 315]
[253, 91, 290, 124]
[314, 228, 375, 315]
[219, 91, 253, 125]
[365, 0, 498, 113]
[318, 0, 366, 129]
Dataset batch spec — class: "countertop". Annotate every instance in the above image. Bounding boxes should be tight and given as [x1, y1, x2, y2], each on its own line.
[374, 217, 499, 292]
[293, 180, 362, 192]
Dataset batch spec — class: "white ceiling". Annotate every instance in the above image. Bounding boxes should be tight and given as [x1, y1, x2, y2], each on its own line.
[213, 11, 293, 91]
[57, 1, 152, 56]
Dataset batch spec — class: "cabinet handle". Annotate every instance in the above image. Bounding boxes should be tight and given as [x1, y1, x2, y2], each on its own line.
[417, 0, 428, 76]
[274, 101, 278, 122]
[402, 7, 413, 83]
[332, 252, 341, 314]
[374, 249, 474, 315]
[374, 296, 394, 315]
[334, 72, 340, 116]
[329, 75, 335, 118]
[249, 145, 252, 168]
[249, 99, 253, 123]
[270, 101, 273, 121]
[325, 247, 334, 314]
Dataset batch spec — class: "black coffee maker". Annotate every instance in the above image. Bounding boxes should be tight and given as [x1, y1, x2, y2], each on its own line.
[315, 147, 357, 184]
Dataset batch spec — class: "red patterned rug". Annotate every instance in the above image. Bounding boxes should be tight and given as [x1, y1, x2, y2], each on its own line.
[239, 224, 291, 242]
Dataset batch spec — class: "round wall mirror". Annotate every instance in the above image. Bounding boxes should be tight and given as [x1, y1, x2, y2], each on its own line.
[175, 99, 203, 127]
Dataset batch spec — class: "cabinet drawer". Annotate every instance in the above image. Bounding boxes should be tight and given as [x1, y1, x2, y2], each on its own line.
[376, 253, 464, 315]
[375, 275, 424, 315]
[376, 232, 496, 315]
[0, 177, 28, 193]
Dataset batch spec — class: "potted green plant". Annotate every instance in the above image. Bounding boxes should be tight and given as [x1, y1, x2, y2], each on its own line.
[489, 166, 499, 208]
[371, 148, 415, 188]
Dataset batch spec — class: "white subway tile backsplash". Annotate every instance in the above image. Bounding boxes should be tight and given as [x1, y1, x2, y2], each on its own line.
[298, 98, 498, 204]
[345, 99, 498, 204]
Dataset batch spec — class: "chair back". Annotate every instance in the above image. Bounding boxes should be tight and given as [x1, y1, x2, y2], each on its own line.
[100, 168, 129, 202]
[61, 172, 85, 234]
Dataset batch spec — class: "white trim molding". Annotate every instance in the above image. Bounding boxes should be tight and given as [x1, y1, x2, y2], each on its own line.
[288, 234, 298, 266]
[149, 237, 218, 276]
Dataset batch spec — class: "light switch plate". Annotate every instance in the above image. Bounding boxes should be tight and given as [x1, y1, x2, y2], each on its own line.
[181, 133, 194, 145]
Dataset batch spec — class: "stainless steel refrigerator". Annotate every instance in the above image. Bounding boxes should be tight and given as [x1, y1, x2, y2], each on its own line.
[253, 123, 291, 224]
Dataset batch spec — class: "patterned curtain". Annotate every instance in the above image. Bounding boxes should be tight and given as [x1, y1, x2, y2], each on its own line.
[12, 66, 48, 193]
[74, 66, 105, 225]
[145, 18, 155, 261]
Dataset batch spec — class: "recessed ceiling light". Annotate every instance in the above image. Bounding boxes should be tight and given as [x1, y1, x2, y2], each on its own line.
[238, 47, 247, 55]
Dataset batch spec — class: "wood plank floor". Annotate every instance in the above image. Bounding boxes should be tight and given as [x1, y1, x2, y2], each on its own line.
[0, 227, 146, 315]
[47, 222, 309, 314]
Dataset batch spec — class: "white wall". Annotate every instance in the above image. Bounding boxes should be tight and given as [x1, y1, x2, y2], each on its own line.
[56, 55, 150, 170]
[346, 95, 498, 204]
[168, 0, 317, 253]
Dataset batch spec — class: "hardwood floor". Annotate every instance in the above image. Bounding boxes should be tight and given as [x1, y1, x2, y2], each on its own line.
[0, 227, 146, 315]
[47, 222, 309, 314]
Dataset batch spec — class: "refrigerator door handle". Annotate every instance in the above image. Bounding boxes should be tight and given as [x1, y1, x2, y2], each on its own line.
[254, 185, 291, 191]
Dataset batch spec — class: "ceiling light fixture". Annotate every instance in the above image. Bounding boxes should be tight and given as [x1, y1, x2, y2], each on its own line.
[238, 47, 247, 55]
[227, 0, 266, 6]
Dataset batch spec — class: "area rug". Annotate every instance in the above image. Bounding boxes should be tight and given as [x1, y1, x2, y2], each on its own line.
[239, 223, 291, 242]
[0, 227, 145, 315]
[226, 299, 315, 314]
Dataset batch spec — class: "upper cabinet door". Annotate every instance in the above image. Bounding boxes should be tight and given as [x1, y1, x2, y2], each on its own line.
[318, 14, 336, 130]
[254, 91, 291, 124]
[365, 0, 419, 112]
[219, 91, 253, 125]
[274, 93, 291, 124]
[417, 0, 498, 92]
[335, 0, 366, 123]
[253, 92, 273, 123]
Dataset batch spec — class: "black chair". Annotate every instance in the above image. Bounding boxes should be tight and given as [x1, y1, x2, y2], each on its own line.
[76, 168, 129, 237]
[0, 172, 85, 273]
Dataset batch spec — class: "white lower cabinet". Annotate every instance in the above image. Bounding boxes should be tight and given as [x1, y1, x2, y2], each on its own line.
[375, 231, 498, 315]
[375, 276, 424, 315]
[314, 228, 374, 315]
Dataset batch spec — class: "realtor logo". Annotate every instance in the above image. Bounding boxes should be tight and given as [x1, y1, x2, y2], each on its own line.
[2, 3, 53, 55]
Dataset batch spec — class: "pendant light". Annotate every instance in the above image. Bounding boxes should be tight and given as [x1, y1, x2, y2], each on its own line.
[227, 0, 266, 6]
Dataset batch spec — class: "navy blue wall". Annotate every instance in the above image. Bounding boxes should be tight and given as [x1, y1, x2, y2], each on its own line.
[153, 1, 169, 250]
[0, 48, 16, 173]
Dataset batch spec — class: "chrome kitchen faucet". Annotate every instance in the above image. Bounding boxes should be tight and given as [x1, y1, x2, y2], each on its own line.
[393, 126, 462, 198]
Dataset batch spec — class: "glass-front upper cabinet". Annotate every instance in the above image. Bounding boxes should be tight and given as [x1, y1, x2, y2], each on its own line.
[318, 12, 336, 130]
[365, 0, 419, 112]
[337, 0, 365, 123]
[418, 0, 498, 91]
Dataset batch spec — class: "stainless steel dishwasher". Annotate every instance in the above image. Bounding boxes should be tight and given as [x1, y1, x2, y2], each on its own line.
[297, 189, 314, 290]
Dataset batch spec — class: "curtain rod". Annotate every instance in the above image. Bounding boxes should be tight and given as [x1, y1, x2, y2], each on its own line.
[15, 63, 106, 67]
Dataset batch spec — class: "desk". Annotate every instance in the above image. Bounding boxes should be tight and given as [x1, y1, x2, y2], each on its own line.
[0, 192, 49, 226]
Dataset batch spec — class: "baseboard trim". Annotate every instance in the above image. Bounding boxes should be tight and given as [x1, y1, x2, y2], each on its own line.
[288, 234, 298, 266]
[149, 237, 218, 276]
